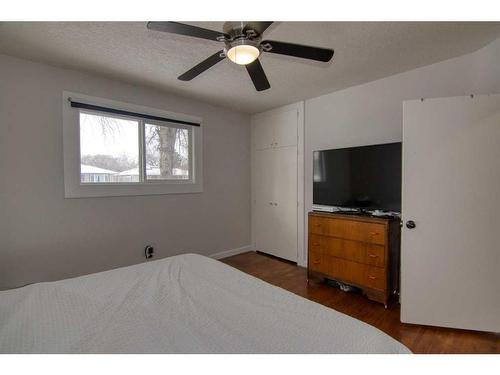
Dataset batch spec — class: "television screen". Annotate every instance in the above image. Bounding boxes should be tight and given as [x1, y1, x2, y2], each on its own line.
[313, 142, 402, 212]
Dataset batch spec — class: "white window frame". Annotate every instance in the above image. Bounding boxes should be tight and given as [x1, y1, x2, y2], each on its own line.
[63, 91, 203, 198]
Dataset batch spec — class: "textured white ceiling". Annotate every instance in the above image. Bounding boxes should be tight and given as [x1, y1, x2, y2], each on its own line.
[1, 22, 499, 113]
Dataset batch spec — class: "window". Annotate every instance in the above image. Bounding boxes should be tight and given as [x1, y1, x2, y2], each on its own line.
[144, 122, 191, 181]
[78, 111, 192, 184]
[63, 92, 203, 198]
[80, 112, 140, 183]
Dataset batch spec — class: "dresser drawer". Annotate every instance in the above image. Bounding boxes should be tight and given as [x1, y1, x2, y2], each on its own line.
[309, 216, 386, 245]
[363, 265, 387, 291]
[308, 249, 328, 275]
[364, 245, 386, 267]
[309, 234, 385, 267]
[308, 235, 322, 256]
[329, 257, 387, 291]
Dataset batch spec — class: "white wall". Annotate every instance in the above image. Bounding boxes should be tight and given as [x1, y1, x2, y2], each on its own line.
[0, 54, 251, 290]
[303, 37, 500, 262]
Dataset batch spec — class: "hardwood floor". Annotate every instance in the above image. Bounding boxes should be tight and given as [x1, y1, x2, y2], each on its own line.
[221, 251, 500, 354]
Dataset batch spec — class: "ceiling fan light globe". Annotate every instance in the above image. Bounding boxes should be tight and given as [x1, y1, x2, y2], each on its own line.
[227, 45, 260, 65]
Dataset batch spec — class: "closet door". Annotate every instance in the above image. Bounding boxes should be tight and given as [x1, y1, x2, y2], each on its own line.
[273, 109, 298, 148]
[269, 146, 298, 261]
[253, 116, 275, 150]
[253, 149, 276, 252]
[401, 94, 500, 332]
[251, 106, 299, 263]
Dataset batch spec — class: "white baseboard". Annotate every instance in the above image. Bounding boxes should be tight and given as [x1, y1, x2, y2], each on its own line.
[210, 245, 253, 260]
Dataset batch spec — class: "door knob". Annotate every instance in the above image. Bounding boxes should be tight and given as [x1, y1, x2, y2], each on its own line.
[406, 220, 416, 229]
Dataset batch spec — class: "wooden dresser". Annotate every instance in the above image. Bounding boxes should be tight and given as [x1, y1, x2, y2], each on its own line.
[308, 212, 401, 307]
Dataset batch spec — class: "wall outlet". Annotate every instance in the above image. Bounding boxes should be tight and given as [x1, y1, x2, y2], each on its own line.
[144, 245, 154, 259]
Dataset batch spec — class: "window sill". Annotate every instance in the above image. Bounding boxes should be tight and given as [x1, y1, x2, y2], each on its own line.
[64, 181, 203, 198]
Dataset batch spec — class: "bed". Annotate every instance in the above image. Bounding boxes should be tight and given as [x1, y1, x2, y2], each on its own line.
[0, 253, 411, 353]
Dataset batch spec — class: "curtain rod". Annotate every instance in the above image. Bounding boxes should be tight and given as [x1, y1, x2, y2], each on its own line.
[68, 99, 200, 127]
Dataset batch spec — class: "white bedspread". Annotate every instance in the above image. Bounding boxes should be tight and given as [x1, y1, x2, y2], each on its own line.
[0, 254, 411, 353]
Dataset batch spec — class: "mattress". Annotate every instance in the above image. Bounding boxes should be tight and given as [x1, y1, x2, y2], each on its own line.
[0, 253, 411, 353]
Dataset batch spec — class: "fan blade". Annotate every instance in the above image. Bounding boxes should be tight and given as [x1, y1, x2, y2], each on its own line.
[243, 22, 273, 36]
[147, 22, 228, 42]
[246, 59, 270, 91]
[261, 40, 334, 62]
[178, 50, 226, 81]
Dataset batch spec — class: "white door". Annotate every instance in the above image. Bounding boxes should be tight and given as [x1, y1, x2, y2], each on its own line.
[251, 105, 299, 263]
[401, 94, 500, 332]
[253, 147, 298, 262]
[253, 116, 275, 150]
[273, 109, 298, 148]
[253, 149, 276, 253]
[253, 109, 298, 149]
[269, 146, 298, 261]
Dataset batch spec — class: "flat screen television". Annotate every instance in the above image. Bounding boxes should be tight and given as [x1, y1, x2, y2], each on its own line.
[313, 142, 402, 212]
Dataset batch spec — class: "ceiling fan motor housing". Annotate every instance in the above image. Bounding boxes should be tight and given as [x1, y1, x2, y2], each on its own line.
[223, 38, 261, 57]
[221, 23, 263, 55]
[219, 23, 263, 65]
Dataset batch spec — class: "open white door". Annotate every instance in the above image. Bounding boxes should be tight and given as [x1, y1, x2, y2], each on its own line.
[401, 94, 500, 332]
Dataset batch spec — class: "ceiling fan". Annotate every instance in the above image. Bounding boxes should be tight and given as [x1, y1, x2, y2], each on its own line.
[146, 21, 334, 92]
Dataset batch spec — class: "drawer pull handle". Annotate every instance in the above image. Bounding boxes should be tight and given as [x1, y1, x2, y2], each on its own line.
[369, 232, 379, 235]
[313, 242, 320, 246]
[312, 260, 320, 264]
[368, 254, 378, 258]
[368, 276, 377, 280]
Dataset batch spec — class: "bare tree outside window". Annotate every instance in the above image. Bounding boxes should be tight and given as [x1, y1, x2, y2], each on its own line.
[145, 123, 190, 180]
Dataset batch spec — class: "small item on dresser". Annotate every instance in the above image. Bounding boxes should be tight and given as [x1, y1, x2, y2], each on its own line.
[370, 209, 401, 218]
